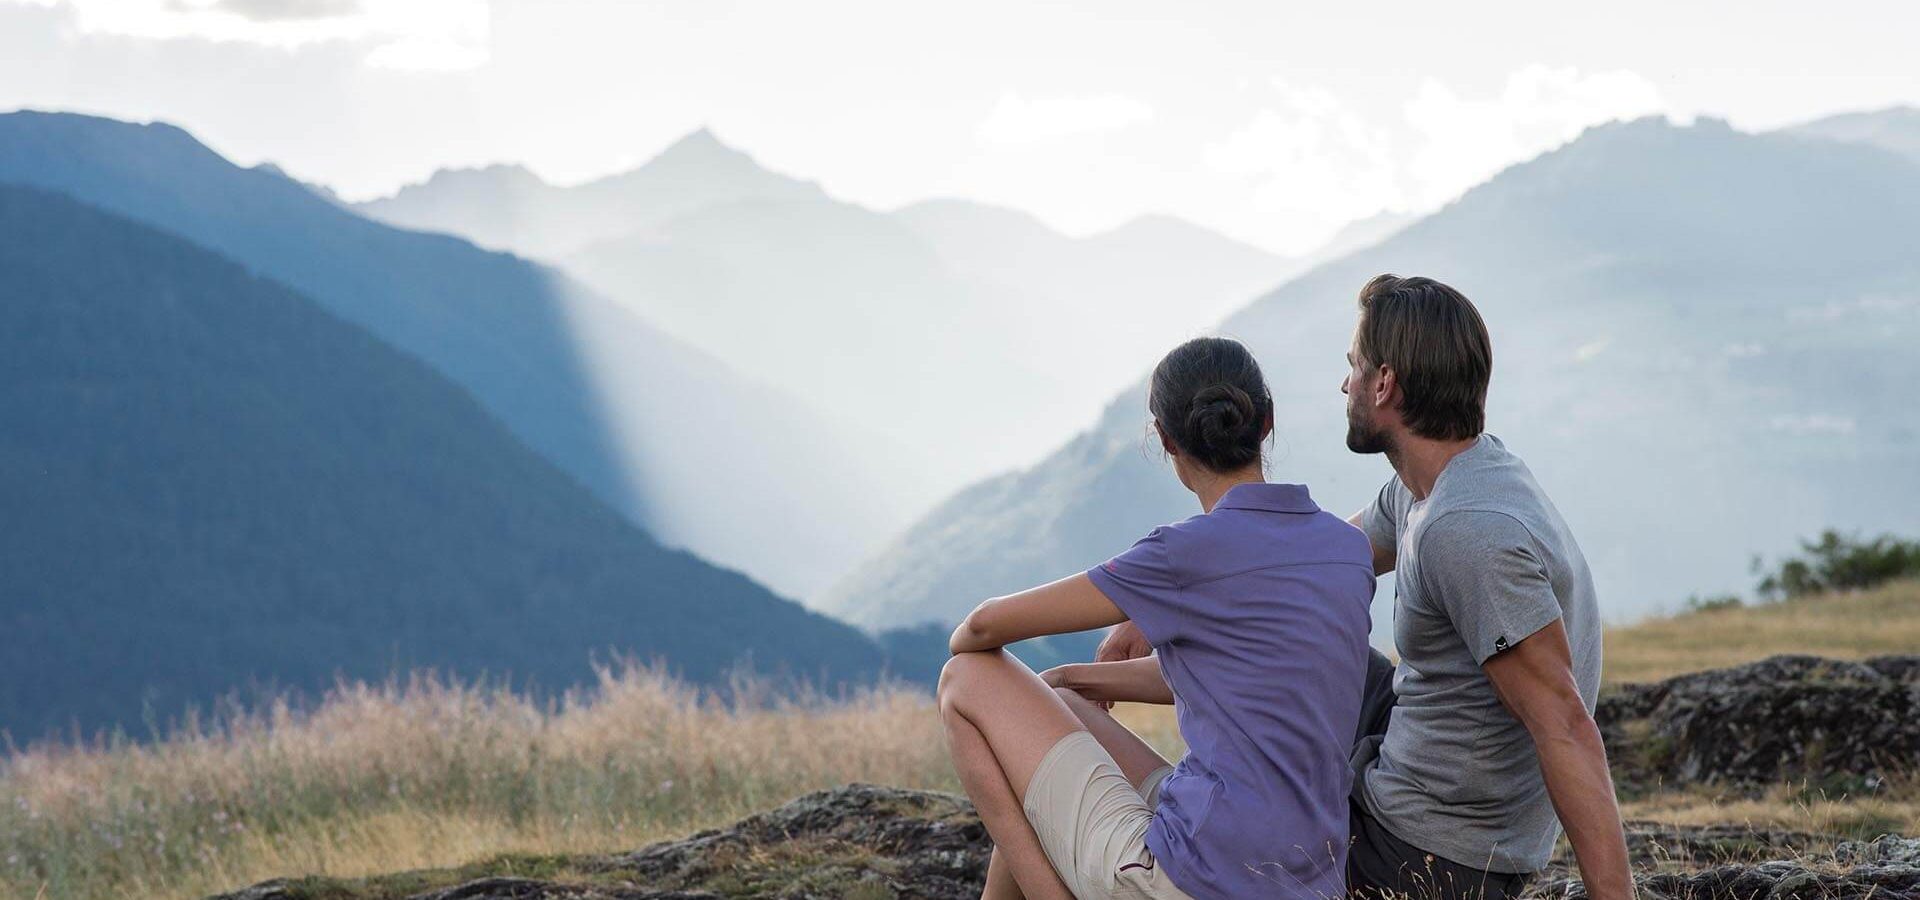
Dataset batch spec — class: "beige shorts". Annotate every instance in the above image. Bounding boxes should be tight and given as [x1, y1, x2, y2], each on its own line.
[1022, 730, 1194, 900]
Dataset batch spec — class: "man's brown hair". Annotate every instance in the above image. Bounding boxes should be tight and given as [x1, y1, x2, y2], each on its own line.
[1355, 274, 1492, 441]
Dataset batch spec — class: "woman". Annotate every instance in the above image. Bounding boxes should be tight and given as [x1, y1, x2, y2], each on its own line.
[939, 337, 1376, 900]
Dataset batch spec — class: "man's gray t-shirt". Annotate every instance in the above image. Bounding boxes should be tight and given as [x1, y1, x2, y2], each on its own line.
[1356, 433, 1601, 874]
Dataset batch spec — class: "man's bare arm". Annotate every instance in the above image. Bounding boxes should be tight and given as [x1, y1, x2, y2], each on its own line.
[1347, 510, 1396, 575]
[1483, 619, 1633, 900]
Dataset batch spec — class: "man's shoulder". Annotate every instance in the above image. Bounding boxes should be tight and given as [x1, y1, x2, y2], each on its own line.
[1413, 507, 1537, 559]
[1429, 436, 1555, 519]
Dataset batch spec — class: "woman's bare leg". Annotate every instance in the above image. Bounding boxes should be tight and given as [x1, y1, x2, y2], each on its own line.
[938, 649, 1086, 900]
[972, 690, 1170, 898]
[982, 848, 1023, 900]
[1052, 687, 1174, 790]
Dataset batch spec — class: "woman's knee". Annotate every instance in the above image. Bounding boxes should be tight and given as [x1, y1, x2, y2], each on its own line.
[938, 648, 1010, 712]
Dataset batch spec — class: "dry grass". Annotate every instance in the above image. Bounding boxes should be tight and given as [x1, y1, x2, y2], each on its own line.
[1618, 777, 1920, 841]
[0, 663, 955, 900]
[1602, 578, 1920, 685]
[4, 581, 1915, 900]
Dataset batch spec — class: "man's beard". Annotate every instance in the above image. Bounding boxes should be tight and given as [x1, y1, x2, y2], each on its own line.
[1346, 401, 1393, 455]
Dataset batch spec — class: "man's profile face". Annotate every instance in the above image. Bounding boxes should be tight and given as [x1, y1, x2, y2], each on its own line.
[1343, 326, 1392, 455]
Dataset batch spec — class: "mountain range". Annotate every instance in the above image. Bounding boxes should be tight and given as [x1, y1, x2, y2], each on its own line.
[0, 110, 913, 600]
[822, 114, 1920, 632]
[358, 133, 1308, 497]
[0, 182, 884, 739]
[8, 102, 1916, 736]
[1786, 104, 1920, 165]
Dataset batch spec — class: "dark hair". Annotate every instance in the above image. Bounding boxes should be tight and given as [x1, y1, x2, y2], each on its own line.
[1149, 337, 1273, 473]
[1354, 274, 1492, 441]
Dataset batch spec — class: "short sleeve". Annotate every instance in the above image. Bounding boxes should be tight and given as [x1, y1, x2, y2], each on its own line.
[1359, 477, 1405, 555]
[1417, 511, 1563, 665]
[1085, 526, 1186, 645]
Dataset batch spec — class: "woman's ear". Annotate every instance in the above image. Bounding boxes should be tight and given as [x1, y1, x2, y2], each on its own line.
[1152, 420, 1179, 457]
[1260, 412, 1275, 442]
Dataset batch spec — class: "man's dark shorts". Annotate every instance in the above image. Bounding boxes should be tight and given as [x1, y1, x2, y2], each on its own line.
[1346, 650, 1532, 900]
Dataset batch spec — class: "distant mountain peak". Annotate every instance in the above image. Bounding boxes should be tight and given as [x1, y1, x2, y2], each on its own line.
[1782, 105, 1920, 165]
[1090, 212, 1284, 262]
[650, 125, 754, 168]
[420, 162, 547, 190]
[1100, 212, 1224, 241]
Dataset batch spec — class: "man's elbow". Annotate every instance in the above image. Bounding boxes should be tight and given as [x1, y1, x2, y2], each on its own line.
[1525, 698, 1604, 754]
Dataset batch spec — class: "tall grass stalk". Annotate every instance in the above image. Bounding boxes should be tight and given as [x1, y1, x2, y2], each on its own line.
[0, 661, 952, 900]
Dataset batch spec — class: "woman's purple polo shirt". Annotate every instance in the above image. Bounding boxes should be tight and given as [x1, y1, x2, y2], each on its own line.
[1086, 481, 1374, 900]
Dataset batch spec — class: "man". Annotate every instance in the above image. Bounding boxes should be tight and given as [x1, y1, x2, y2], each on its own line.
[1098, 274, 1633, 900]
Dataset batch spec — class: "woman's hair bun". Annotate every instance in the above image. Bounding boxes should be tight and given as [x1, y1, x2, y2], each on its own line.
[1188, 383, 1256, 449]
[1149, 338, 1273, 473]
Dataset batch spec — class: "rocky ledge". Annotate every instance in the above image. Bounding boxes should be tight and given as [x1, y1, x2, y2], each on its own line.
[1598, 654, 1920, 793]
[212, 784, 988, 900]
[211, 784, 1920, 900]
[213, 655, 1920, 899]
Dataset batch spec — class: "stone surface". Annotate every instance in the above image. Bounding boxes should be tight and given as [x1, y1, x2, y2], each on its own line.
[209, 785, 1920, 900]
[208, 785, 987, 900]
[1598, 654, 1920, 794]
[210, 656, 1920, 899]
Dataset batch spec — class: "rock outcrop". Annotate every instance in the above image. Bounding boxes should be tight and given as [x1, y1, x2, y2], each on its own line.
[1598, 655, 1920, 794]
[211, 784, 1920, 900]
[211, 785, 988, 900]
[212, 656, 1920, 899]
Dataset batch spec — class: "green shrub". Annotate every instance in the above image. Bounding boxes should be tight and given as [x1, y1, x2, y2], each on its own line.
[1754, 531, 1920, 601]
[1683, 593, 1745, 613]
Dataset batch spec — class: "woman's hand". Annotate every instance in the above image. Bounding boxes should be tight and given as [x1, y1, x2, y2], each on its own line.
[1043, 658, 1173, 706]
[1040, 664, 1113, 710]
[1095, 620, 1152, 662]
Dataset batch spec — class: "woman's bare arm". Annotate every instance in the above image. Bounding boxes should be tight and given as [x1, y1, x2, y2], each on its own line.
[949, 572, 1128, 654]
[1041, 657, 1174, 705]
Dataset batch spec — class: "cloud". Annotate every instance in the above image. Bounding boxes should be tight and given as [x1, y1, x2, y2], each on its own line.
[976, 91, 1154, 146]
[1197, 65, 1669, 253]
[11, 0, 488, 70]
[1403, 64, 1668, 208]
[1573, 336, 1611, 362]
[1788, 293, 1919, 322]
[1769, 414, 1857, 436]
[201, 0, 358, 22]
[1201, 79, 1400, 253]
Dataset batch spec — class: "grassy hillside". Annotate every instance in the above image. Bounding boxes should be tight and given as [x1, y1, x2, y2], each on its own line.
[1603, 578, 1920, 684]
[2, 582, 1913, 899]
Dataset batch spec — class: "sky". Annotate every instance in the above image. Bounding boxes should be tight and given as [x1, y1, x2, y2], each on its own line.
[3, 0, 1918, 255]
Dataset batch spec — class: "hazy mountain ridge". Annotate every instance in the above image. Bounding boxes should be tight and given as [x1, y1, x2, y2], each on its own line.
[824, 115, 1920, 631]
[0, 110, 912, 600]
[0, 183, 886, 738]
[1782, 104, 1920, 165]
[362, 128, 829, 258]
[357, 134, 1303, 505]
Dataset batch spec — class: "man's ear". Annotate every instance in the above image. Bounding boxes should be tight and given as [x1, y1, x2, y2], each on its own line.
[1373, 365, 1398, 411]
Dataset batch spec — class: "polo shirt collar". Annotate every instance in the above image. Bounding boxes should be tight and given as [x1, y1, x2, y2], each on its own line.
[1214, 482, 1319, 514]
